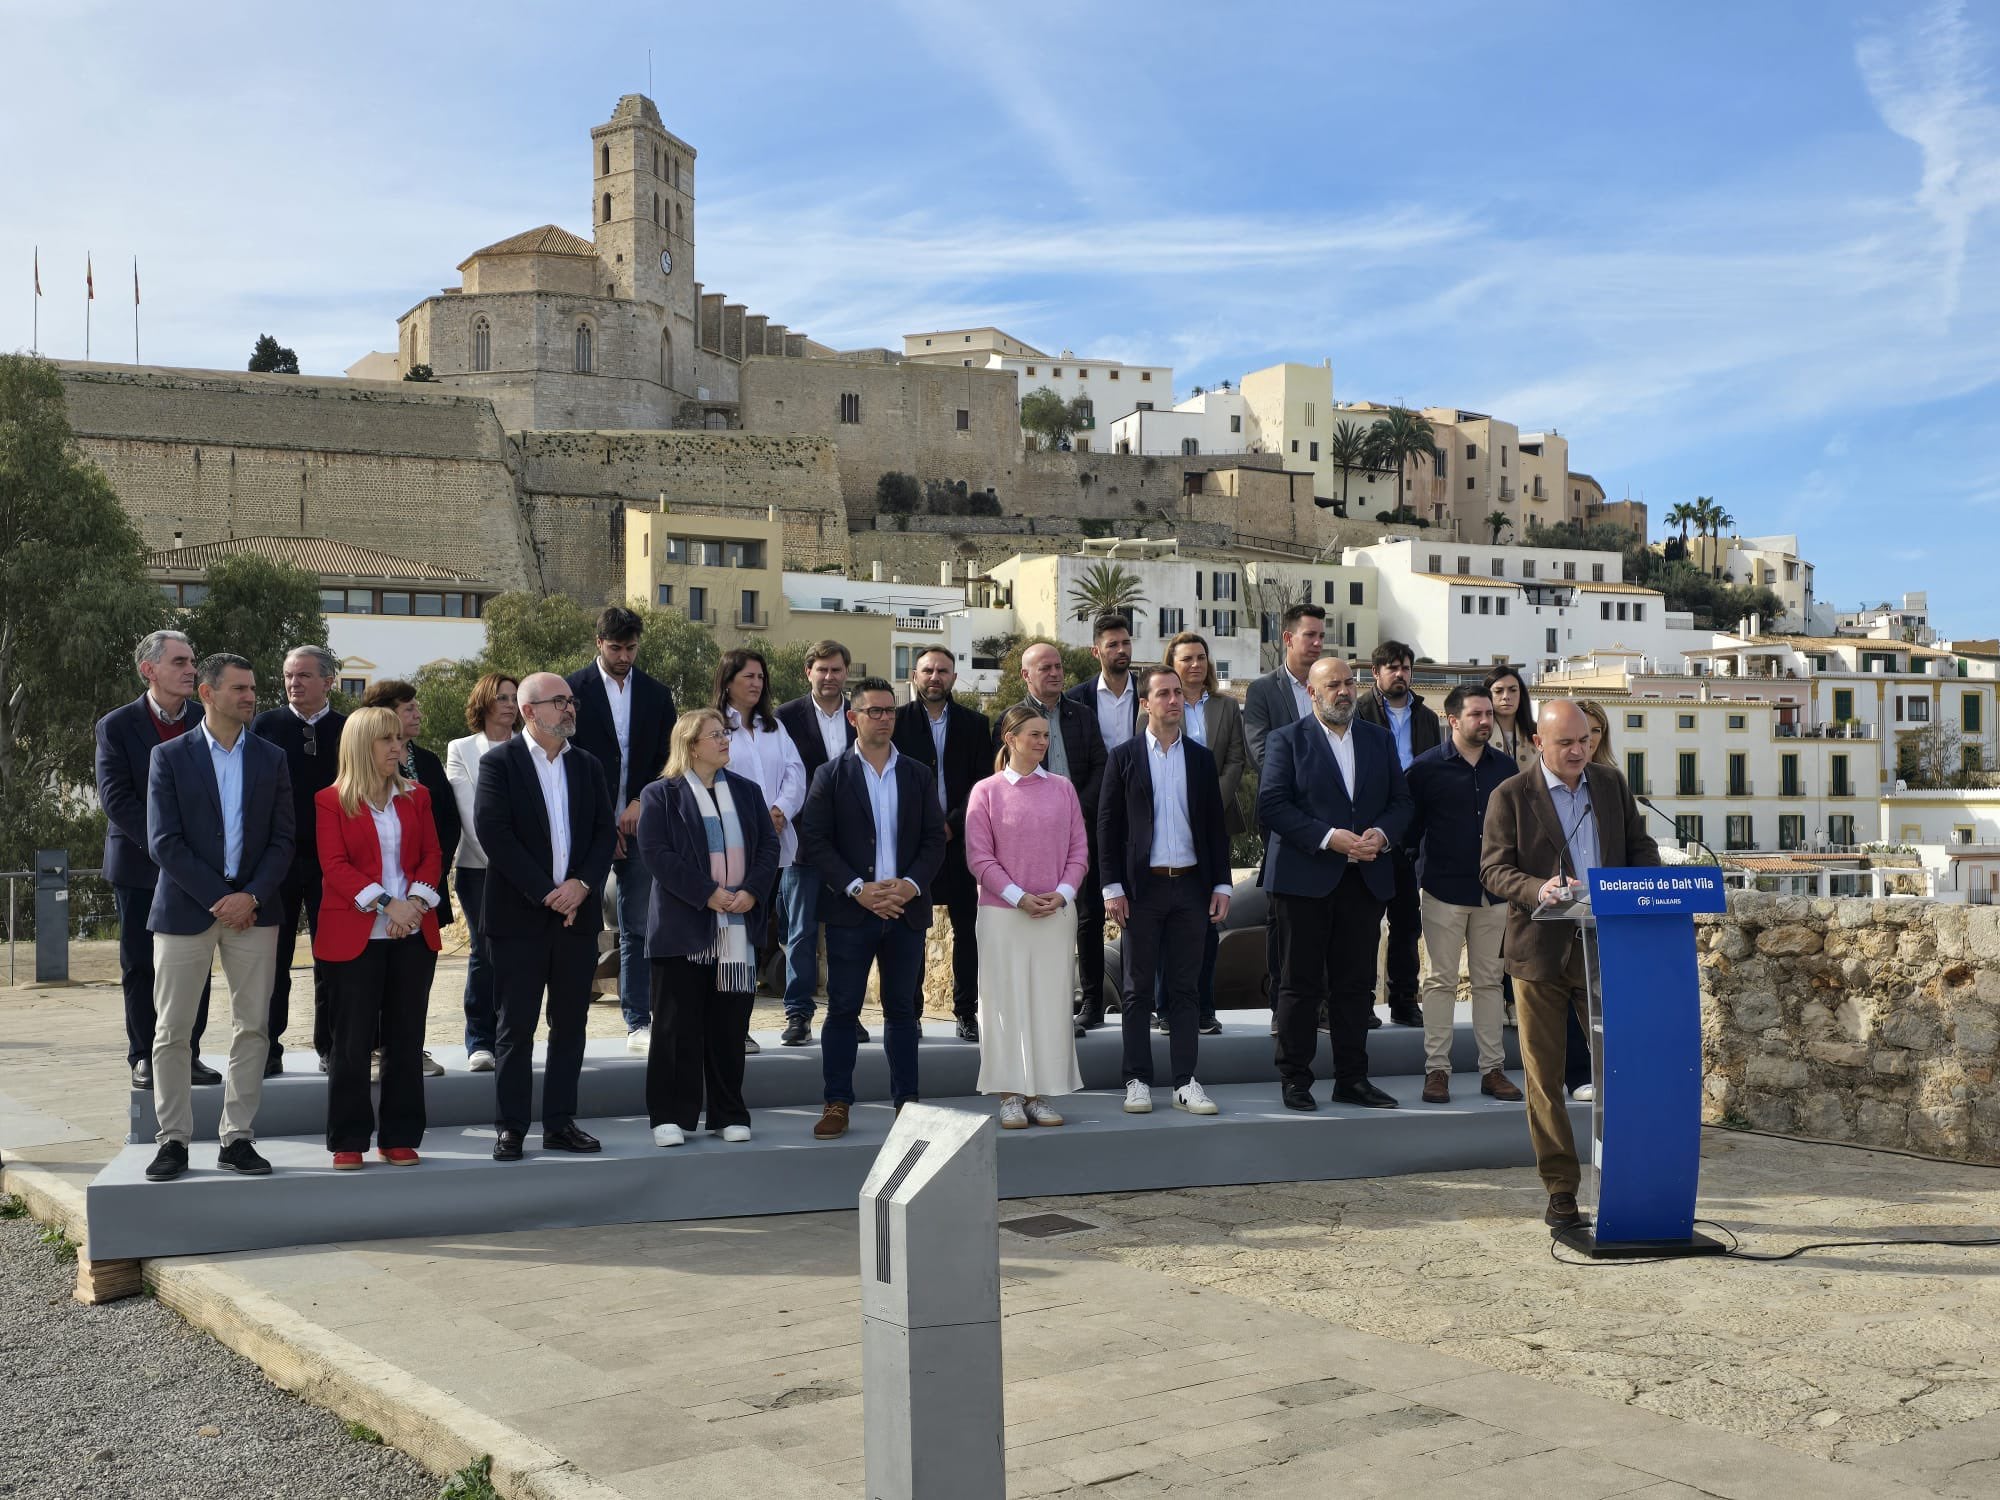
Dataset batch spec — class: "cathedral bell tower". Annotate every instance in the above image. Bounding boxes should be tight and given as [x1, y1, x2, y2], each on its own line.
[589, 93, 697, 396]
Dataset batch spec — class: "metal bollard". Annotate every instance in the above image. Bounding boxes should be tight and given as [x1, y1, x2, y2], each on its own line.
[859, 1103, 1005, 1500]
[34, 849, 70, 985]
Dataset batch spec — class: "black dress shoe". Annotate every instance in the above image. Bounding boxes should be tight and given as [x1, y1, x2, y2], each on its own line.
[145, 1140, 188, 1182]
[781, 1019, 810, 1046]
[1363, 1012, 1379, 1030]
[1545, 1191, 1585, 1228]
[189, 1058, 222, 1087]
[1331, 1080, 1400, 1109]
[1154, 1014, 1169, 1033]
[131, 1059, 152, 1089]
[1076, 1009, 1106, 1031]
[955, 1016, 979, 1043]
[1388, 1000, 1424, 1028]
[1199, 1019, 1223, 1036]
[262, 1053, 284, 1079]
[855, 1024, 870, 1043]
[493, 1130, 524, 1161]
[1281, 1086, 1319, 1112]
[1074, 1021, 1087, 1038]
[217, 1139, 272, 1175]
[542, 1123, 601, 1154]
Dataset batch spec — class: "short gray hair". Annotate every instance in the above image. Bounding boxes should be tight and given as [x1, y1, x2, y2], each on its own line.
[134, 629, 192, 674]
[284, 644, 339, 679]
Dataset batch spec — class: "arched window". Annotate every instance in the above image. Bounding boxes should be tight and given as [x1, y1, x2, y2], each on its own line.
[574, 322, 593, 375]
[600, 144, 609, 175]
[602, 192, 612, 224]
[471, 316, 491, 373]
[652, 146, 660, 177]
[660, 329, 673, 388]
[654, 192, 660, 225]
[674, 202, 683, 238]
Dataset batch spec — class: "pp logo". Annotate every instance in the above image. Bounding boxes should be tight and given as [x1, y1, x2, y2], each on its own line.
[1636, 895, 1653, 907]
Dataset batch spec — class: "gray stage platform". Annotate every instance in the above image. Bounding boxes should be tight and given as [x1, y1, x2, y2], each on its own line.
[85, 1074, 1578, 1261]
[128, 1014, 1520, 1142]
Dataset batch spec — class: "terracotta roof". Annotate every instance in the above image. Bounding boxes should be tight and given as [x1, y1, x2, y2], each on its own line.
[1724, 854, 1864, 873]
[457, 224, 595, 268]
[145, 535, 481, 583]
[1574, 581, 1664, 596]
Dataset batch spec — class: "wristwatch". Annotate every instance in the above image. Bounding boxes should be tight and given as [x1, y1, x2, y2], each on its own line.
[371, 894, 393, 914]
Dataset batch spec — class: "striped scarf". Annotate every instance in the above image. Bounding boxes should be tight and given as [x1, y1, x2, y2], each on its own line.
[685, 775, 754, 994]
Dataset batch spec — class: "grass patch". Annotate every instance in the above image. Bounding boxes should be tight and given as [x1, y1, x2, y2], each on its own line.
[0, 1194, 26, 1220]
[439, 1455, 498, 1500]
[1716, 1110, 1753, 1131]
[344, 1420, 383, 1445]
[38, 1224, 78, 1261]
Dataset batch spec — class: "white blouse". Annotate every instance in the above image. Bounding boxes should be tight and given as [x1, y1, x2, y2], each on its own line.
[725, 707, 807, 868]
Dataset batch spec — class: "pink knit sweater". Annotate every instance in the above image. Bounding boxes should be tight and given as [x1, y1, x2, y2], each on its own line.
[964, 770, 1091, 910]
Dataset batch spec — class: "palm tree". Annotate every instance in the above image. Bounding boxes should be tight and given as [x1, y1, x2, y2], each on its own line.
[1706, 505, 1735, 577]
[1366, 408, 1437, 529]
[1485, 509, 1512, 545]
[1686, 496, 1717, 571]
[1320, 419, 1375, 516]
[1067, 562, 1149, 623]
[1664, 500, 1699, 561]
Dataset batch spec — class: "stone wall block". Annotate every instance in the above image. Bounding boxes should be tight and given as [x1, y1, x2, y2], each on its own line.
[1950, 1006, 2000, 1057]
[1796, 1093, 1853, 1139]
[1730, 990, 1782, 1033]
[1805, 1038, 1868, 1067]
[1875, 1010, 1937, 1050]
[1746, 1055, 1810, 1090]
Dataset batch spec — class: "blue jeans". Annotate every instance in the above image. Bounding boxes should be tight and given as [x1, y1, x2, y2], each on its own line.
[456, 868, 496, 1054]
[779, 865, 822, 1022]
[614, 855, 654, 1032]
[821, 919, 922, 1106]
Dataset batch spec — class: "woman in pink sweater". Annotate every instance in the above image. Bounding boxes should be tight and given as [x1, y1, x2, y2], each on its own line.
[963, 703, 1090, 1127]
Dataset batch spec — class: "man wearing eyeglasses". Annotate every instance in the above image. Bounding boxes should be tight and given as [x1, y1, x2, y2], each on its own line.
[251, 644, 346, 1077]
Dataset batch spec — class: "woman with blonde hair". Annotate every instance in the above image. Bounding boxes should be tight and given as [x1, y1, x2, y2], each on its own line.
[314, 707, 443, 1168]
[963, 701, 1090, 1126]
[634, 708, 779, 1145]
[1579, 699, 1616, 767]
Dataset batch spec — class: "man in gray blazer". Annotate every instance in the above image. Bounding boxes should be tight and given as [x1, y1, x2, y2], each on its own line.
[1244, 602, 1326, 773]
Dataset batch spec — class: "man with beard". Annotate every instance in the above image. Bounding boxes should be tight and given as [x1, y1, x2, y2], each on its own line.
[892, 646, 991, 1041]
[1404, 684, 1522, 1105]
[1258, 657, 1411, 1111]
[1353, 641, 1439, 1027]
[1067, 613, 1138, 755]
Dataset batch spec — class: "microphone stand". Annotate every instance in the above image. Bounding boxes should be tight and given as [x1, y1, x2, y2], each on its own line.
[1638, 794, 1721, 866]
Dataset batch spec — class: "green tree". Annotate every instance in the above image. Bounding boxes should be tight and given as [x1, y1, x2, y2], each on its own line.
[1321, 419, 1377, 517]
[412, 657, 486, 758]
[875, 471, 920, 516]
[477, 592, 597, 678]
[1019, 387, 1089, 452]
[0, 354, 171, 818]
[988, 636, 1099, 711]
[1066, 561, 1149, 623]
[402, 364, 436, 383]
[760, 638, 814, 708]
[1485, 509, 1512, 545]
[1365, 408, 1436, 525]
[247, 334, 299, 374]
[183, 553, 328, 710]
[631, 604, 722, 714]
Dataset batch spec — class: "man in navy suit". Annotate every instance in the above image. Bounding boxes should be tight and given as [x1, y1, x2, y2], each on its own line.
[1259, 656, 1413, 1111]
[566, 607, 676, 1054]
[773, 639, 855, 1042]
[476, 672, 618, 1161]
[94, 628, 217, 1089]
[143, 654, 295, 1182]
[796, 677, 945, 1139]
[1099, 666, 1232, 1117]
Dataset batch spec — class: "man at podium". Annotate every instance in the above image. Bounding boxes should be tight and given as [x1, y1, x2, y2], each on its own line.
[1479, 700, 1657, 1230]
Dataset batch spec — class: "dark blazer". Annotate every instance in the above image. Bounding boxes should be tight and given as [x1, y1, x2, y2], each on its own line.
[407, 744, 460, 926]
[1193, 691, 1250, 837]
[1354, 689, 1444, 767]
[796, 750, 947, 931]
[1479, 762, 1660, 983]
[775, 693, 855, 785]
[472, 734, 617, 936]
[565, 662, 676, 814]
[1243, 665, 1309, 771]
[1096, 734, 1232, 909]
[1257, 715, 1412, 904]
[146, 725, 295, 934]
[891, 697, 993, 848]
[990, 695, 1107, 830]
[635, 770, 781, 957]
[95, 694, 192, 890]
[311, 784, 444, 963]
[1064, 677, 1139, 751]
[251, 705, 344, 876]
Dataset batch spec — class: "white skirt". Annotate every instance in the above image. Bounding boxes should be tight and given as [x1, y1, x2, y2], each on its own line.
[975, 904, 1084, 1098]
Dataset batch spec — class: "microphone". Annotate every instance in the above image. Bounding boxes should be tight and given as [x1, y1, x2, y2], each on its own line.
[1637, 794, 1720, 865]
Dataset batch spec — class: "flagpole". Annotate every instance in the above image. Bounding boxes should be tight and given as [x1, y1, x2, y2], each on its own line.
[85, 251, 92, 361]
[133, 257, 140, 364]
[31, 246, 37, 355]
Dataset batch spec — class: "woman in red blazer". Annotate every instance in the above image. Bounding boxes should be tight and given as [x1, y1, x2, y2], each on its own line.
[314, 706, 443, 1168]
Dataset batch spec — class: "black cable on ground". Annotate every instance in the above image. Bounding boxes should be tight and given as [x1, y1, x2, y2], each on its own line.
[1548, 1217, 2000, 1268]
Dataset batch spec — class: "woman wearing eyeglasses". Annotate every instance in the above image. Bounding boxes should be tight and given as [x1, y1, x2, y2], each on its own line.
[634, 708, 779, 1145]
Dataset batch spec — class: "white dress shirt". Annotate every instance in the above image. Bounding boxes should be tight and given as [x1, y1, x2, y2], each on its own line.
[725, 707, 808, 867]
[846, 747, 919, 897]
[1318, 718, 1356, 795]
[598, 662, 633, 805]
[812, 697, 849, 765]
[1094, 673, 1136, 752]
[1287, 669, 1312, 723]
[350, 789, 442, 932]
[527, 736, 572, 888]
[1183, 691, 1209, 747]
[1101, 731, 1231, 901]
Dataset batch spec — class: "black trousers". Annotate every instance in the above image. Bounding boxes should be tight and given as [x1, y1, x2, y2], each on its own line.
[1273, 869, 1387, 1088]
[647, 956, 753, 1130]
[1120, 876, 1208, 1088]
[116, 883, 209, 1067]
[1383, 848, 1422, 1001]
[269, 863, 331, 1066]
[1075, 851, 1106, 1017]
[326, 937, 436, 1152]
[943, 890, 980, 1019]
[491, 928, 598, 1135]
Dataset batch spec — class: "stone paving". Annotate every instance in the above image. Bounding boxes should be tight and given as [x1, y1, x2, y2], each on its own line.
[4, 957, 2000, 1497]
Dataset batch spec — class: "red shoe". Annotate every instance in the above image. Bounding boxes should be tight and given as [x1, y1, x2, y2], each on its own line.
[378, 1147, 420, 1166]
[332, 1151, 364, 1170]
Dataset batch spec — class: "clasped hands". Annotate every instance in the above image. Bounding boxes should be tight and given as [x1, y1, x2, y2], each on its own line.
[542, 877, 590, 927]
[382, 897, 423, 939]
[1018, 890, 1066, 919]
[706, 885, 757, 915]
[856, 880, 914, 919]
[209, 892, 257, 931]
[1104, 891, 1231, 926]
[1327, 827, 1388, 862]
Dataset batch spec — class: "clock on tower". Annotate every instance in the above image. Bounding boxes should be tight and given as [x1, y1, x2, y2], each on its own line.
[660, 249, 672, 276]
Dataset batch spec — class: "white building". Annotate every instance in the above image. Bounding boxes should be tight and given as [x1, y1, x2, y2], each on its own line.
[1106, 386, 1251, 459]
[1242, 559, 1380, 670]
[900, 327, 1172, 451]
[779, 565, 1014, 693]
[1836, 590, 1936, 645]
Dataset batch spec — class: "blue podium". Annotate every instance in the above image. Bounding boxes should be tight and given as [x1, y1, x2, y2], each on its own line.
[1534, 865, 1728, 1259]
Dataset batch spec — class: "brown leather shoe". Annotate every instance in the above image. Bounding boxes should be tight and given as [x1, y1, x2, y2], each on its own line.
[812, 1102, 850, 1140]
[1481, 1070, 1525, 1101]
[1545, 1191, 1584, 1228]
[1421, 1070, 1450, 1104]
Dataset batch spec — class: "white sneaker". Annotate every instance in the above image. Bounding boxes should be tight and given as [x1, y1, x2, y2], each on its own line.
[1572, 1083, 1596, 1102]
[1123, 1080, 1153, 1114]
[420, 1050, 445, 1078]
[626, 1028, 651, 1055]
[1024, 1097, 1064, 1127]
[744, 1035, 761, 1055]
[652, 1123, 685, 1147]
[999, 1095, 1029, 1129]
[721, 1124, 752, 1143]
[1174, 1080, 1219, 1116]
[466, 1050, 496, 1073]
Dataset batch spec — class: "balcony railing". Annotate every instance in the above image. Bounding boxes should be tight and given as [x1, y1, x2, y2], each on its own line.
[1779, 782, 1804, 799]
[895, 615, 943, 632]
[1726, 780, 1754, 798]
[733, 609, 769, 630]
[1829, 783, 1854, 799]
[1676, 780, 1704, 796]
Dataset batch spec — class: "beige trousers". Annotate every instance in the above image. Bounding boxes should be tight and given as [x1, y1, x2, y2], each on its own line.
[153, 922, 277, 1146]
[1417, 892, 1507, 1075]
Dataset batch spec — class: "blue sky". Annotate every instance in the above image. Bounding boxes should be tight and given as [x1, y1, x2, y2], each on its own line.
[4, 1, 1997, 633]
